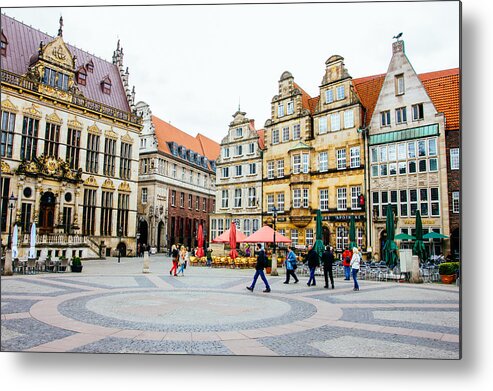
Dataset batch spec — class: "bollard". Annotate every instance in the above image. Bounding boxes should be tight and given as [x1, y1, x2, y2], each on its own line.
[409, 255, 423, 283]
[4, 250, 13, 276]
[142, 251, 150, 273]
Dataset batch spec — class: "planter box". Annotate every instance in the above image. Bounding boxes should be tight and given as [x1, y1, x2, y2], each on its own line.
[440, 274, 456, 284]
[71, 265, 83, 273]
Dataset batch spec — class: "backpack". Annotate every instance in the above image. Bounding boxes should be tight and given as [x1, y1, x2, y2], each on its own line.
[345, 256, 351, 263]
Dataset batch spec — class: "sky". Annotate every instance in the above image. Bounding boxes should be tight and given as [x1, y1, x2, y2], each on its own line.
[2, 1, 460, 144]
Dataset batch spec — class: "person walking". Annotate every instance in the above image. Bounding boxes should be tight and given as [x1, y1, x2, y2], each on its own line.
[305, 244, 320, 287]
[350, 247, 361, 291]
[206, 247, 213, 267]
[322, 245, 335, 289]
[342, 246, 353, 280]
[246, 243, 271, 293]
[169, 244, 179, 276]
[177, 246, 188, 276]
[284, 247, 299, 284]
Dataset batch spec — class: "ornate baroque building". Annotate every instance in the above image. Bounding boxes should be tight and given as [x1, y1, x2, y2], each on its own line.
[136, 102, 219, 251]
[210, 109, 264, 243]
[0, 14, 141, 259]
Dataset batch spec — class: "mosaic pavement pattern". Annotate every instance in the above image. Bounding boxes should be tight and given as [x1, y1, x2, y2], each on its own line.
[1, 257, 460, 358]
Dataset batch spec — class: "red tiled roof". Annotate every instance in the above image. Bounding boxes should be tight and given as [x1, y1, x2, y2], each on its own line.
[1, 13, 130, 112]
[197, 133, 221, 161]
[308, 96, 320, 115]
[353, 74, 386, 127]
[293, 82, 312, 111]
[257, 129, 265, 150]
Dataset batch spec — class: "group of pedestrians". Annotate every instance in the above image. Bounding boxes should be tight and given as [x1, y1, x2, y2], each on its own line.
[245, 244, 362, 292]
[169, 244, 189, 276]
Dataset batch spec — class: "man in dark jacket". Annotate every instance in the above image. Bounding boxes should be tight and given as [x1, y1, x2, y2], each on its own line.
[305, 244, 320, 287]
[322, 245, 335, 289]
[246, 243, 271, 292]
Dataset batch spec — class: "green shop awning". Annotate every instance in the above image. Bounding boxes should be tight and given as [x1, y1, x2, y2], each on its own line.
[369, 124, 439, 146]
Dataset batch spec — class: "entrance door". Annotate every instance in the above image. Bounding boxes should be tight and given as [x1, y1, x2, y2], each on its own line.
[157, 221, 165, 252]
[39, 192, 56, 234]
[138, 220, 148, 248]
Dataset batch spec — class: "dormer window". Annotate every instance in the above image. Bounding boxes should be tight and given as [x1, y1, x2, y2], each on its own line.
[0, 30, 7, 57]
[101, 76, 112, 94]
[86, 59, 94, 73]
[43, 67, 69, 91]
[77, 67, 87, 86]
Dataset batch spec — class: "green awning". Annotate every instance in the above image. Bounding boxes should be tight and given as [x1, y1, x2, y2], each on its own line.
[369, 124, 439, 146]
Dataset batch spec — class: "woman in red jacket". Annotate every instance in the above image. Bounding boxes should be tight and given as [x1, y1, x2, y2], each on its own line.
[342, 247, 353, 280]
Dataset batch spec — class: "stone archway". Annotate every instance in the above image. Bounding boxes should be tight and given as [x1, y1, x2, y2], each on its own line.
[39, 191, 56, 234]
[138, 219, 148, 249]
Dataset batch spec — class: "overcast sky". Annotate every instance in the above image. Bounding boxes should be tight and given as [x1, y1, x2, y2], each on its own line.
[3, 1, 460, 143]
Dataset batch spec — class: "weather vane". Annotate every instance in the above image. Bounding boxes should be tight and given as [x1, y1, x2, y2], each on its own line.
[58, 16, 64, 37]
[393, 32, 403, 41]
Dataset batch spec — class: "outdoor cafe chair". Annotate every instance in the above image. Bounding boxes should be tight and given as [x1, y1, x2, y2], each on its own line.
[26, 258, 37, 274]
[59, 257, 69, 272]
[35, 259, 46, 273]
[13, 258, 26, 274]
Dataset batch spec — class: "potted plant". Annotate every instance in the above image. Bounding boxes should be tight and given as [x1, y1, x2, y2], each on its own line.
[71, 256, 83, 272]
[438, 262, 459, 284]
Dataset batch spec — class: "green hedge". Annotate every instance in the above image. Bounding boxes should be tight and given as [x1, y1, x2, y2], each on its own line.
[439, 262, 460, 275]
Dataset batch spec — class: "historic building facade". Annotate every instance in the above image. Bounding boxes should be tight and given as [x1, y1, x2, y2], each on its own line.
[210, 109, 263, 242]
[0, 15, 141, 259]
[366, 39, 451, 259]
[136, 102, 219, 251]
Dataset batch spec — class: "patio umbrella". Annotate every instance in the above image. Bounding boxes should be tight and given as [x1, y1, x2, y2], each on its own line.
[313, 209, 325, 257]
[240, 225, 291, 243]
[412, 210, 427, 262]
[229, 222, 238, 260]
[195, 223, 204, 258]
[349, 215, 357, 250]
[11, 223, 18, 259]
[422, 232, 449, 240]
[28, 222, 37, 259]
[382, 204, 399, 269]
[211, 228, 247, 243]
[394, 233, 416, 241]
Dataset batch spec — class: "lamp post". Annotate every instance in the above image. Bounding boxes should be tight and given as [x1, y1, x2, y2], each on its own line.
[271, 206, 278, 276]
[7, 193, 17, 250]
[117, 225, 123, 263]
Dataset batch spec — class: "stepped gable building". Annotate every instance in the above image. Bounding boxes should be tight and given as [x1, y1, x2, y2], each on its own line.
[210, 109, 264, 244]
[0, 14, 141, 259]
[358, 39, 454, 259]
[136, 101, 219, 251]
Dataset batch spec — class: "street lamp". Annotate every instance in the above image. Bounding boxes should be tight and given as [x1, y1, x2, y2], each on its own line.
[7, 193, 17, 250]
[117, 225, 123, 263]
[271, 206, 279, 276]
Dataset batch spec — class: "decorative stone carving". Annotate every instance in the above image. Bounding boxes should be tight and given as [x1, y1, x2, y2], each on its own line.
[105, 127, 119, 140]
[121, 132, 134, 144]
[16, 155, 82, 182]
[1, 98, 18, 113]
[87, 123, 102, 135]
[102, 178, 115, 190]
[67, 116, 83, 130]
[84, 176, 99, 188]
[118, 181, 131, 193]
[46, 111, 63, 125]
[22, 103, 42, 119]
[1, 161, 11, 174]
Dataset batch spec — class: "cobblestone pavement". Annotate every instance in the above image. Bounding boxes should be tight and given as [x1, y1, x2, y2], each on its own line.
[1, 256, 460, 358]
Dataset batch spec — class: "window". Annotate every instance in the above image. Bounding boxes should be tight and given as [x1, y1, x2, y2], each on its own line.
[117, 193, 130, 236]
[119, 142, 132, 179]
[396, 107, 407, 124]
[319, 152, 328, 172]
[235, 127, 243, 138]
[389, 163, 397, 175]
[381, 110, 391, 127]
[221, 167, 229, 179]
[1, 177, 10, 231]
[380, 164, 388, 176]
[217, 219, 224, 235]
[277, 159, 284, 177]
[180, 192, 184, 208]
[223, 147, 230, 158]
[319, 117, 328, 134]
[450, 148, 459, 170]
[86, 60, 94, 73]
[43, 67, 69, 91]
[221, 190, 229, 208]
[282, 127, 290, 142]
[320, 189, 329, 211]
[77, 68, 87, 86]
[302, 153, 309, 173]
[418, 140, 426, 157]
[142, 159, 149, 174]
[372, 191, 380, 218]
[293, 189, 301, 208]
[351, 186, 361, 209]
[357, 228, 364, 248]
[203, 198, 207, 212]
[171, 190, 176, 206]
[101, 77, 112, 94]
[336, 226, 348, 251]
[278, 103, 284, 117]
[211, 219, 217, 240]
[248, 142, 255, 154]
[452, 191, 460, 213]
[408, 142, 416, 158]
[336, 148, 346, 170]
[197, 172, 201, 185]
[267, 194, 274, 213]
[249, 162, 257, 175]
[419, 160, 427, 172]
[189, 170, 193, 183]
[337, 188, 347, 210]
[21, 116, 39, 161]
[395, 74, 405, 95]
[330, 113, 340, 131]
[397, 143, 406, 160]
[379, 146, 388, 162]
[388, 144, 397, 161]
[66, 128, 81, 170]
[86, 134, 99, 174]
[291, 229, 299, 246]
[277, 193, 285, 211]
[0, 33, 7, 56]
[429, 158, 438, 171]
[248, 188, 256, 207]
[428, 139, 437, 156]
[235, 165, 242, 177]
[267, 161, 275, 179]
[272, 129, 279, 144]
[400, 190, 408, 216]
[188, 194, 193, 209]
[306, 229, 314, 246]
[344, 110, 354, 128]
[409, 160, 417, 173]
[62, 206, 72, 234]
[350, 147, 360, 168]
[103, 138, 117, 176]
[371, 165, 379, 177]
[302, 188, 309, 208]
[336, 85, 345, 100]
[82, 189, 96, 235]
[100, 191, 113, 236]
[431, 188, 440, 216]
[172, 164, 177, 178]
[252, 219, 259, 232]
[325, 89, 334, 103]
[287, 101, 294, 115]
[293, 124, 301, 140]
[1, 111, 15, 158]
[292, 154, 301, 174]
[141, 188, 148, 204]
[412, 103, 424, 121]
[398, 161, 407, 175]
[243, 219, 251, 237]
[20, 203, 32, 233]
[234, 145, 243, 156]
[420, 188, 429, 216]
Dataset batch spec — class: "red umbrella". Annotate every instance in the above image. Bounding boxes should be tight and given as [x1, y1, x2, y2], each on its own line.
[211, 228, 247, 243]
[229, 222, 238, 259]
[196, 224, 205, 257]
[239, 225, 291, 243]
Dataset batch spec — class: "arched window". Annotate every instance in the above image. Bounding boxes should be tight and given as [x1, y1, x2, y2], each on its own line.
[77, 66, 87, 86]
[101, 76, 112, 94]
[86, 59, 94, 73]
